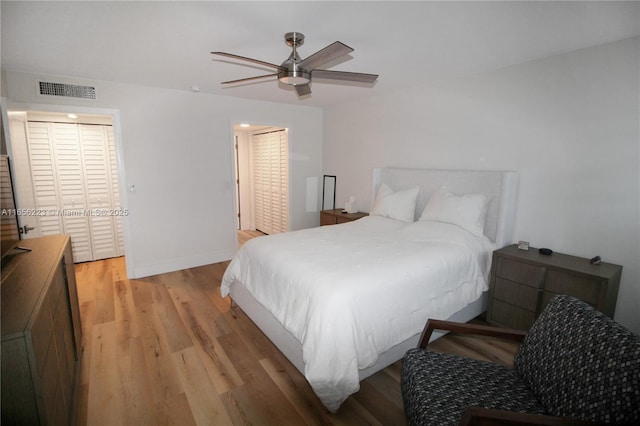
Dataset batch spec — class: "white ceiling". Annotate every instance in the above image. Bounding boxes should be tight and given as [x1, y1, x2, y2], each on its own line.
[2, 1, 638, 108]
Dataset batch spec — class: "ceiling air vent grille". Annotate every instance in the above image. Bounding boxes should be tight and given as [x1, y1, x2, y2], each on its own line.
[39, 81, 96, 99]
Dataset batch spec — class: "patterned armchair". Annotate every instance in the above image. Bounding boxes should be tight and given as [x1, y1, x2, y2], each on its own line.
[401, 295, 640, 425]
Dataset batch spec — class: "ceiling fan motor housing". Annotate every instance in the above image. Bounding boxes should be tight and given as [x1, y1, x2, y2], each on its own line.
[278, 69, 311, 86]
[279, 32, 310, 85]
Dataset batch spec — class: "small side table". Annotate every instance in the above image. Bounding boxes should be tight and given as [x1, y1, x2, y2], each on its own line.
[320, 209, 368, 226]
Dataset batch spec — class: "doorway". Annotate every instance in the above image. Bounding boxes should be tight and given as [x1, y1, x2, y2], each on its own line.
[233, 123, 289, 236]
[7, 110, 125, 263]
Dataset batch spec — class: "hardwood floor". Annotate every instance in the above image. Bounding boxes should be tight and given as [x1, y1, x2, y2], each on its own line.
[72, 234, 518, 425]
[238, 230, 266, 248]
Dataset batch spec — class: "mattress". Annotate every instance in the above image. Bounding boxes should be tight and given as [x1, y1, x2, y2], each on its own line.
[221, 215, 495, 411]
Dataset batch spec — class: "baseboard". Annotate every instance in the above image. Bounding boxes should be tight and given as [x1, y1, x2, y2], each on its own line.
[129, 248, 235, 279]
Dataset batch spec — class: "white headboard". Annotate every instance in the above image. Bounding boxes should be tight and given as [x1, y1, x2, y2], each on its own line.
[372, 168, 518, 248]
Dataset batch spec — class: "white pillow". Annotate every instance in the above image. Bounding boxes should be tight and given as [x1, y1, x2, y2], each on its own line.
[370, 184, 419, 223]
[419, 187, 488, 237]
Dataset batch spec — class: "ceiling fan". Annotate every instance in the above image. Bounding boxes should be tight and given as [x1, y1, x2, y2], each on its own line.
[211, 32, 378, 96]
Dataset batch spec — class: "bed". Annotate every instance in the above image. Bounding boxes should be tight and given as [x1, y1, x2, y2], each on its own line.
[221, 167, 518, 412]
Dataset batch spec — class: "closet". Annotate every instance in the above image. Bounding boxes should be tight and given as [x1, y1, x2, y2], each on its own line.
[252, 129, 289, 235]
[26, 121, 124, 262]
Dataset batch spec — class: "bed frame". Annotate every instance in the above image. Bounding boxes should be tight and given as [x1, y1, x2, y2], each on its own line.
[229, 167, 518, 381]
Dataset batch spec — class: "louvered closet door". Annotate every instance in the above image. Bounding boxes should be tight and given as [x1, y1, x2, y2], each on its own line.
[26, 122, 123, 262]
[276, 131, 289, 231]
[253, 134, 269, 233]
[252, 130, 288, 235]
[79, 125, 117, 260]
[26, 122, 64, 236]
[52, 123, 93, 262]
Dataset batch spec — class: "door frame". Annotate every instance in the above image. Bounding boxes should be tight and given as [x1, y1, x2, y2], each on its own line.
[228, 119, 293, 248]
[1, 98, 134, 272]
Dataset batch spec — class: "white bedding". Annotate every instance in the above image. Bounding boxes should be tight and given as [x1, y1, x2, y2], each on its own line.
[221, 216, 495, 412]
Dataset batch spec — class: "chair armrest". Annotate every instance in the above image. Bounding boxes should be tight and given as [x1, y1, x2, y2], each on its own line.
[418, 319, 527, 349]
[460, 407, 605, 426]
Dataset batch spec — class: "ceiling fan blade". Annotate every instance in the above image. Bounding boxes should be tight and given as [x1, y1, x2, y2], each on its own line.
[294, 84, 311, 96]
[211, 52, 283, 70]
[312, 69, 378, 83]
[298, 41, 354, 70]
[221, 73, 278, 85]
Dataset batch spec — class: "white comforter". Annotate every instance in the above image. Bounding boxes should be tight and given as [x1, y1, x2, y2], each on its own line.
[220, 216, 494, 412]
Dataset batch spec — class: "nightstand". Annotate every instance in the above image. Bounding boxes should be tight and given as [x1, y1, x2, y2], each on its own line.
[486, 244, 622, 331]
[320, 209, 368, 226]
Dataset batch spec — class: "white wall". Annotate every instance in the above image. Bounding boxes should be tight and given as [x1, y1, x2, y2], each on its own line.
[3, 71, 323, 278]
[323, 37, 640, 334]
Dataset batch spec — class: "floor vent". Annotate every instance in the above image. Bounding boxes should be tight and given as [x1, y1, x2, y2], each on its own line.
[39, 81, 96, 99]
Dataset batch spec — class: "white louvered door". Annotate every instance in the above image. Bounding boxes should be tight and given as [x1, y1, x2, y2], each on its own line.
[252, 130, 288, 235]
[25, 122, 123, 262]
[52, 123, 93, 262]
[253, 134, 268, 233]
[79, 125, 117, 260]
[25, 122, 64, 236]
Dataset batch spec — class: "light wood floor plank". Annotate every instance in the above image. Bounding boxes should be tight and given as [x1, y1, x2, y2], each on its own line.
[135, 299, 186, 405]
[173, 299, 244, 394]
[87, 321, 124, 426]
[118, 336, 159, 425]
[93, 261, 115, 325]
[216, 330, 308, 425]
[154, 392, 198, 426]
[352, 380, 406, 425]
[129, 276, 154, 306]
[259, 357, 325, 425]
[114, 279, 141, 347]
[173, 346, 235, 426]
[150, 282, 194, 352]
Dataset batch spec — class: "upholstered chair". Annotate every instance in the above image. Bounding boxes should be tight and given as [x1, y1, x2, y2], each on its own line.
[401, 295, 640, 425]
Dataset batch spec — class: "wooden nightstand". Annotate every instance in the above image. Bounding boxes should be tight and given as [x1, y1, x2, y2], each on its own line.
[486, 244, 622, 331]
[320, 209, 368, 226]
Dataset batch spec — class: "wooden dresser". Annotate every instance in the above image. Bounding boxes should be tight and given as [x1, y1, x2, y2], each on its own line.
[1, 235, 82, 425]
[487, 244, 622, 331]
[320, 209, 368, 225]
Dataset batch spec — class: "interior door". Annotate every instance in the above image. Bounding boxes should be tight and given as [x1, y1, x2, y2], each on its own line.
[79, 124, 117, 260]
[252, 129, 289, 235]
[25, 122, 64, 237]
[24, 120, 123, 262]
[52, 123, 93, 262]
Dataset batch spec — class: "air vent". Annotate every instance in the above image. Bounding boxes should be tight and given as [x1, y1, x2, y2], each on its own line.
[38, 81, 96, 99]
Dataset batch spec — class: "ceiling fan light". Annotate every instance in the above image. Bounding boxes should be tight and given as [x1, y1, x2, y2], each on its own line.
[278, 69, 310, 86]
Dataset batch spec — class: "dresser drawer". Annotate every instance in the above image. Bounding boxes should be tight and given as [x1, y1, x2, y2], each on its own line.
[48, 266, 65, 318]
[336, 215, 353, 224]
[492, 277, 540, 311]
[544, 270, 602, 305]
[54, 294, 75, 387]
[496, 257, 545, 288]
[30, 283, 58, 378]
[320, 212, 337, 225]
[489, 299, 537, 330]
[40, 340, 61, 422]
